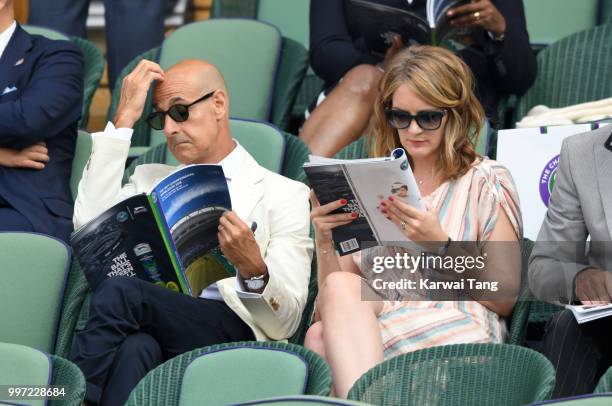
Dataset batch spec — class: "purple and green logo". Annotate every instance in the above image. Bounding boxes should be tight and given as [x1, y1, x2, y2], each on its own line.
[539, 154, 560, 207]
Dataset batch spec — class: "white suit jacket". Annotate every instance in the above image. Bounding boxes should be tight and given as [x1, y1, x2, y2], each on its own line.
[73, 134, 313, 341]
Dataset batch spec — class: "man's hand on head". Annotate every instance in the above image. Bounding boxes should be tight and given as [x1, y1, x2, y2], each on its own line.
[574, 267, 612, 305]
[113, 60, 165, 129]
[0, 142, 49, 170]
[217, 211, 267, 279]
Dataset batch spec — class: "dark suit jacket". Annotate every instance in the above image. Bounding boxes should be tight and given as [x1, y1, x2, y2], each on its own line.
[0, 24, 84, 242]
[309, 0, 537, 123]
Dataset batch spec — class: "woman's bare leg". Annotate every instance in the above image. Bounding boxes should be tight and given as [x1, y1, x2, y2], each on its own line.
[300, 64, 382, 157]
[312, 272, 384, 398]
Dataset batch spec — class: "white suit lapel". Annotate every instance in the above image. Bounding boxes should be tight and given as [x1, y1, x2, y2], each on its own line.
[230, 150, 265, 222]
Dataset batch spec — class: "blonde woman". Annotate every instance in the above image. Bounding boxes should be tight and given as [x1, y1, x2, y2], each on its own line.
[306, 46, 523, 398]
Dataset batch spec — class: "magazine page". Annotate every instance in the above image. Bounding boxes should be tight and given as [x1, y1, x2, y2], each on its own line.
[429, 0, 470, 44]
[151, 164, 233, 296]
[343, 148, 424, 243]
[348, 0, 430, 54]
[304, 163, 377, 255]
[566, 304, 612, 324]
[305, 148, 424, 256]
[71, 194, 181, 292]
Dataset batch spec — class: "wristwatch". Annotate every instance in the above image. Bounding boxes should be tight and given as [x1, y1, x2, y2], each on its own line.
[243, 269, 268, 291]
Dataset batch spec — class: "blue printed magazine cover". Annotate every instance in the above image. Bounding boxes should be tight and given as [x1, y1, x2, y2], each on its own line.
[71, 165, 233, 297]
[304, 149, 424, 256]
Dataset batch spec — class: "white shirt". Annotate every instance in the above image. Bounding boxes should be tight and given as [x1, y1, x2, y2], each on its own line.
[0, 21, 17, 62]
[94, 122, 259, 301]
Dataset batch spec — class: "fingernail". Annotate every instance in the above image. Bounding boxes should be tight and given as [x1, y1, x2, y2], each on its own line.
[351, 212, 358, 218]
[381, 209, 387, 214]
[447, 10, 453, 16]
[380, 201, 387, 206]
[386, 216, 391, 220]
[339, 199, 347, 205]
[388, 196, 395, 202]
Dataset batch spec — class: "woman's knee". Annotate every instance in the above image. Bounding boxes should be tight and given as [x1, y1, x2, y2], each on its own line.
[318, 272, 362, 308]
[304, 321, 326, 356]
[341, 64, 382, 98]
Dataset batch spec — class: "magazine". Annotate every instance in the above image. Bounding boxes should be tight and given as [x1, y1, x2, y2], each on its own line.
[304, 148, 424, 256]
[71, 165, 233, 296]
[566, 304, 612, 324]
[349, 0, 470, 54]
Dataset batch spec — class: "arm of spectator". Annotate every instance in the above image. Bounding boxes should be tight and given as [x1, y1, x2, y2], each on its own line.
[237, 183, 314, 340]
[0, 41, 83, 148]
[449, 0, 537, 95]
[73, 60, 165, 229]
[310, 0, 380, 84]
[487, 0, 537, 94]
[0, 142, 49, 169]
[529, 140, 591, 305]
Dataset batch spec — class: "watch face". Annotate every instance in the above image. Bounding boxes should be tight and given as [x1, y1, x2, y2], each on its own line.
[246, 278, 265, 290]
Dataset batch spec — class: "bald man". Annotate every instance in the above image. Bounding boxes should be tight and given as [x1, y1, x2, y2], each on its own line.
[71, 60, 313, 406]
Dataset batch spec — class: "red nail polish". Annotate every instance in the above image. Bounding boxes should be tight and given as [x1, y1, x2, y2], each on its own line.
[380, 201, 387, 206]
[388, 196, 395, 202]
[351, 212, 358, 218]
[340, 199, 347, 205]
[381, 209, 387, 214]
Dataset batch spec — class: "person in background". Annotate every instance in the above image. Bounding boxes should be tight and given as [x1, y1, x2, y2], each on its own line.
[529, 125, 612, 398]
[0, 0, 83, 242]
[301, 0, 536, 157]
[28, 0, 167, 91]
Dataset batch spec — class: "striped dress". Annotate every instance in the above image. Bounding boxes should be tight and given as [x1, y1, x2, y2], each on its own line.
[354, 158, 523, 359]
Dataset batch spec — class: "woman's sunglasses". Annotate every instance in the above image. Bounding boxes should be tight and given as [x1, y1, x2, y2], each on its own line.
[384, 108, 446, 131]
[147, 90, 216, 130]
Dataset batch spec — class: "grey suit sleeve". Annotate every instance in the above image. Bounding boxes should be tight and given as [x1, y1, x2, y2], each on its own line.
[529, 140, 591, 304]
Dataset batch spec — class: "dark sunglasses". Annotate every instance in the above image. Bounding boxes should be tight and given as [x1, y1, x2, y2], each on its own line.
[384, 108, 446, 131]
[147, 90, 216, 130]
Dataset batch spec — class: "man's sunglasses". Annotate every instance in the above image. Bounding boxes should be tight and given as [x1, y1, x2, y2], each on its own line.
[384, 108, 446, 131]
[147, 90, 215, 130]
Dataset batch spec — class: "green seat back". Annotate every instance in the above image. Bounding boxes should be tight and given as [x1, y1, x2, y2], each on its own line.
[347, 344, 555, 406]
[126, 341, 332, 405]
[23, 25, 104, 130]
[596, 365, 612, 393]
[524, 0, 599, 46]
[514, 24, 612, 125]
[148, 119, 285, 174]
[257, 0, 310, 49]
[241, 395, 373, 405]
[603, 0, 612, 22]
[0, 233, 71, 353]
[179, 348, 308, 406]
[151, 19, 282, 145]
[0, 343, 51, 406]
[70, 130, 93, 199]
[530, 395, 612, 406]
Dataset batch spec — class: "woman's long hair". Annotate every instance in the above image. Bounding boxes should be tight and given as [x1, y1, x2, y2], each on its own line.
[370, 45, 485, 182]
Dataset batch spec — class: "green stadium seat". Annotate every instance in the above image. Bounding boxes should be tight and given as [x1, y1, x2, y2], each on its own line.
[595, 364, 612, 393]
[347, 344, 555, 406]
[70, 130, 93, 200]
[241, 395, 374, 405]
[0, 342, 85, 406]
[257, 0, 310, 49]
[23, 26, 105, 130]
[178, 347, 309, 405]
[523, 0, 599, 47]
[529, 394, 612, 406]
[125, 341, 332, 406]
[0, 233, 71, 354]
[513, 24, 612, 126]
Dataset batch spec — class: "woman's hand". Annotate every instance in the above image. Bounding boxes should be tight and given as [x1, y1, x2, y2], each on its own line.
[380, 196, 448, 242]
[447, 0, 506, 37]
[310, 190, 357, 245]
